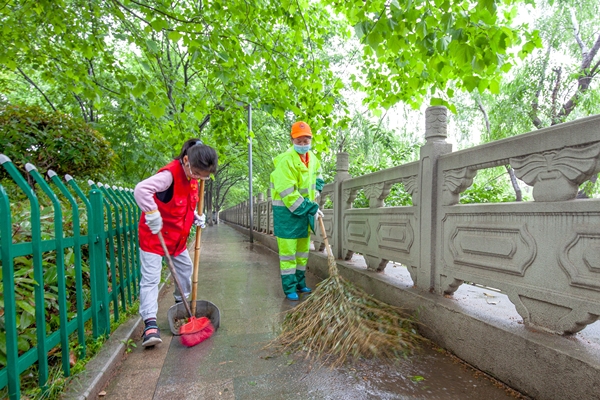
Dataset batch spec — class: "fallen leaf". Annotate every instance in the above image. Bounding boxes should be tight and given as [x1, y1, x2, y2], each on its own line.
[69, 351, 77, 367]
[98, 391, 106, 396]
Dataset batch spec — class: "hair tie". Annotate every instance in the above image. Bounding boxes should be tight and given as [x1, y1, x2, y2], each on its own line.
[195, 140, 203, 146]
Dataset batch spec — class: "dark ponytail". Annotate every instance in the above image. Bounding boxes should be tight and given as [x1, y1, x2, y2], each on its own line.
[176, 139, 218, 173]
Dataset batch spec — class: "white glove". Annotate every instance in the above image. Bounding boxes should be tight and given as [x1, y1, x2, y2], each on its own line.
[316, 209, 324, 219]
[145, 211, 162, 234]
[194, 211, 206, 228]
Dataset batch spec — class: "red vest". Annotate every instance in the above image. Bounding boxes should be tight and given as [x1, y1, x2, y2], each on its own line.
[138, 160, 199, 256]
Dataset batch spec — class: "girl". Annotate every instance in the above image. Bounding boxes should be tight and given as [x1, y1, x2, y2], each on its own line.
[134, 139, 218, 347]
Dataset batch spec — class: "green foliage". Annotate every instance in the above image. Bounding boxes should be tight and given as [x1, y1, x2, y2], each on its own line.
[459, 167, 520, 204]
[0, 0, 346, 163]
[326, 0, 542, 110]
[0, 103, 115, 182]
[460, 181, 516, 204]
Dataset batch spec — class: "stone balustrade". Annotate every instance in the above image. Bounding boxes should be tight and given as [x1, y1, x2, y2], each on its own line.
[221, 106, 600, 335]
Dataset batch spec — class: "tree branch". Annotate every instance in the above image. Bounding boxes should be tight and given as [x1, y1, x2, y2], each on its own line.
[16, 68, 56, 111]
[550, 67, 561, 123]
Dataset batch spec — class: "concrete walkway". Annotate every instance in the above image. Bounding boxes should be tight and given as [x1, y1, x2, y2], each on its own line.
[67, 224, 523, 400]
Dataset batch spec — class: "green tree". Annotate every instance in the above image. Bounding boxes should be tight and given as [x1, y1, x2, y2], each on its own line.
[325, 0, 541, 111]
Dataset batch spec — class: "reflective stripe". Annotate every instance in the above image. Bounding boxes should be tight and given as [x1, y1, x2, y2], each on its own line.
[296, 252, 309, 258]
[280, 186, 295, 198]
[281, 268, 296, 275]
[270, 182, 274, 189]
[296, 265, 306, 271]
[288, 196, 304, 212]
[310, 184, 316, 190]
[299, 188, 308, 194]
[279, 255, 296, 261]
[272, 200, 285, 206]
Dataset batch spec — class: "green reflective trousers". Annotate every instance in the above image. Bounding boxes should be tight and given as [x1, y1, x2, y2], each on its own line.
[277, 236, 310, 294]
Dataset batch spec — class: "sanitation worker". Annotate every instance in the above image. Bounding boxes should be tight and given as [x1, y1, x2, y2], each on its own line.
[270, 121, 325, 301]
[134, 139, 218, 347]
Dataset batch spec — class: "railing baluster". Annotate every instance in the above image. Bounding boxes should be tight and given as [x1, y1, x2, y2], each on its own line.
[53, 173, 87, 359]
[100, 184, 127, 315]
[27, 164, 71, 377]
[88, 187, 110, 336]
[94, 183, 118, 322]
[0, 157, 49, 387]
[114, 187, 137, 301]
[123, 188, 141, 297]
[108, 186, 133, 306]
[0, 172, 20, 399]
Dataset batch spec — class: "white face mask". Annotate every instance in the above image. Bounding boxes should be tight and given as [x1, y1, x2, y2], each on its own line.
[294, 144, 311, 154]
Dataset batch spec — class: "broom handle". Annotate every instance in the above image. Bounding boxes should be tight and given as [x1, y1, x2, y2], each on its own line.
[157, 231, 193, 318]
[191, 179, 205, 316]
[318, 214, 334, 260]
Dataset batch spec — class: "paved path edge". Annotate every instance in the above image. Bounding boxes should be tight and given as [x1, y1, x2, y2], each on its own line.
[62, 278, 170, 400]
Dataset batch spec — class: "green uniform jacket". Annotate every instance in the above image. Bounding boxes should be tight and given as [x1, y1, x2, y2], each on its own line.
[270, 146, 325, 239]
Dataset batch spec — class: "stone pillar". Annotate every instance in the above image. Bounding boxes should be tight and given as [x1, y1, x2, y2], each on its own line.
[417, 106, 452, 291]
[333, 152, 351, 259]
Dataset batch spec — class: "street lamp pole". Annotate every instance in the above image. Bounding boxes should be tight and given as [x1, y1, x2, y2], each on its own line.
[247, 104, 253, 243]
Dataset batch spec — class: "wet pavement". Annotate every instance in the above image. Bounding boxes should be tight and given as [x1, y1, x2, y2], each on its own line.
[99, 224, 524, 400]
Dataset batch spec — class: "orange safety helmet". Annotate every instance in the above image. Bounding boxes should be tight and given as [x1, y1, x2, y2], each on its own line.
[290, 121, 312, 138]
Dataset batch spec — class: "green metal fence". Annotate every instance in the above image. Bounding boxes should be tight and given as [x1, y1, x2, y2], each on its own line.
[0, 154, 141, 399]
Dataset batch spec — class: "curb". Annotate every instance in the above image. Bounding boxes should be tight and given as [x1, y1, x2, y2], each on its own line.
[62, 278, 170, 400]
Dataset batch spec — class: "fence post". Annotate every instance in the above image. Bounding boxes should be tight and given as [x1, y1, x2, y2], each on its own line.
[0, 156, 49, 387]
[417, 106, 452, 291]
[53, 173, 87, 358]
[124, 189, 141, 295]
[88, 188, 111, 337]
[0, 173, 20, 399]
[97, 183, 120, 321]
[27, 165, 70, 377]
[114, 186, 138, 300]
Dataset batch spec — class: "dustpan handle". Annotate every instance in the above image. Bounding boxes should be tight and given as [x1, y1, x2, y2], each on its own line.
[191, 179, 205, 315]
[158, 231, 193, 318]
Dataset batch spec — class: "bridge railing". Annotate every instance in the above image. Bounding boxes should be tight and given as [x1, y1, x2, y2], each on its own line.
[0, 155, 140, 400]
[221, 106, 600, 336]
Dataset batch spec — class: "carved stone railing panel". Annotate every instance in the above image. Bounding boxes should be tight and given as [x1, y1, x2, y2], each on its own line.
[319, 182, 335, 208]
[510, 142, 600, 202]
[440, 204, 600, 334]
[342, 209, 417, 273]
[342, 187, 359, 208]
[401, 175, 419, 206]
[364, 182, 395, 208]
[442, 167, 478, 206]
[507, 290, 599, 335]
[312, 213, 333, 253]
[444, 220, 536, 276]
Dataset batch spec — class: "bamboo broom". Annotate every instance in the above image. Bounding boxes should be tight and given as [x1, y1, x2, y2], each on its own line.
[269, 215, 424, 367]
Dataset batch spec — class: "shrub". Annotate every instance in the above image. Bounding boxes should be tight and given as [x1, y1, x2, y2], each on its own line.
[0, 103, 115, 184]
